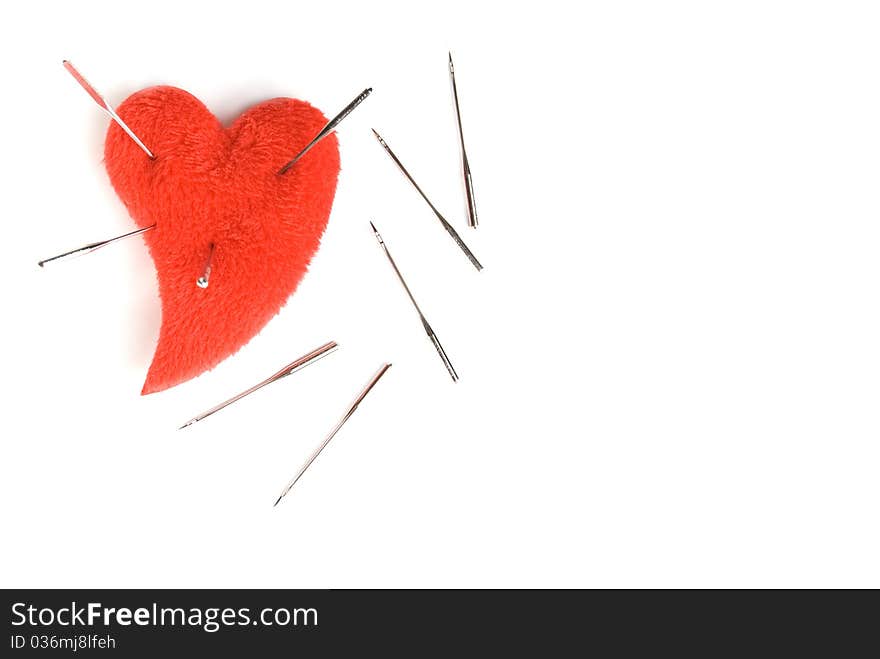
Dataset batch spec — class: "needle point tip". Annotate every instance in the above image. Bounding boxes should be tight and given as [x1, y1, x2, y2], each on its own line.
[273, 495, 283, 507]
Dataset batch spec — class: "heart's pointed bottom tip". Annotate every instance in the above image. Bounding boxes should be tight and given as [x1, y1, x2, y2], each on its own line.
[141, 378, 164, 396]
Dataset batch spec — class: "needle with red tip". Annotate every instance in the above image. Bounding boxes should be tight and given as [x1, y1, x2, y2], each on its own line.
[62, 60, 155, 159]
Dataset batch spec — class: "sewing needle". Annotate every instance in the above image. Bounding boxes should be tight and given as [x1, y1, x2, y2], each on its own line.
[273, 363, 392, 506]
[196, 243, 215, 289]
[449, 52, 478, 229]
[278, 87, 373, 175]
[370, 221, 459, 382]
[62, 60, 155, 159]
[179, 341, 338, 429]
[37, 224, 155, 268]
[371, 129, 482, 271]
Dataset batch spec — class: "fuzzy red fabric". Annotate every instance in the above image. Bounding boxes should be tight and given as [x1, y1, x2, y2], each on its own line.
[104, 86, 340, 394]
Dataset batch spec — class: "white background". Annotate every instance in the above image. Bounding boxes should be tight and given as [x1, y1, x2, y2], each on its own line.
[1, 0, 878, 588]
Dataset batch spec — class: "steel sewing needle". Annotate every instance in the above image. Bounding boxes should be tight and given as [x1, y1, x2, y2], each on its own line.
[196, 243, 215, 289]
[448, 52, 478, 229]
[179, 341, 338, 430]
[273, 363, 392, 507]
[62, 60, 155, 159]
[371, 129, 483, 271]
[370, 221, 459, 382]
[37, 224, 156, 268]
[278, 87, 373, 175]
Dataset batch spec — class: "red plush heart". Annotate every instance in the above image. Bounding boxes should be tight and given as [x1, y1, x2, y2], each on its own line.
[104, 86, 340, 394]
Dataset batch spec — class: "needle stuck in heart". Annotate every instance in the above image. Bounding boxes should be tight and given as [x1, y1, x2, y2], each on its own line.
[63, 60, 155, 159]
